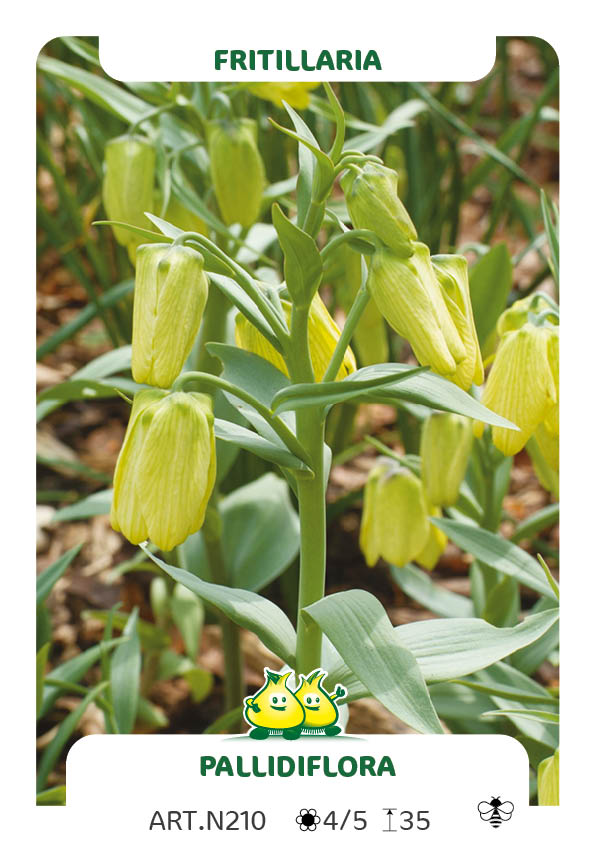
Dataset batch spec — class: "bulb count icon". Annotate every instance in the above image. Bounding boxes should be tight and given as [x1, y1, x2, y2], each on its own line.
[296, 809, 320, 831]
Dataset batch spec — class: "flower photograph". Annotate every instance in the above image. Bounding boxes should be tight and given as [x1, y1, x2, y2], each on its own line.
[36, 36, 559, 807]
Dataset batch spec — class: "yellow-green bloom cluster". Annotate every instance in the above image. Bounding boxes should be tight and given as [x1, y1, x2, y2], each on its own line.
[207, 118, 265, 228]
[342, 162, 482, 390]
[368, 244, 481, 389]
[359, 460, 447, 571]
[246, 82, 319, 109]
[235, 293, 356, 381]
[111, 391, 216, 551]
[341, 163, 417, 258]
[479, 308, 558, 456]
[102, 134, 156, 262]
[132, 244, 208, 389]
[421, 412, 473, 507]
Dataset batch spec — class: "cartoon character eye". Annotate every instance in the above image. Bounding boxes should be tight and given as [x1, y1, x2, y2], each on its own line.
[315, 696, 320, 703]
[282, 696, 287, 703]
[272, 696, 278, 704]
[306, 696, 312, 704]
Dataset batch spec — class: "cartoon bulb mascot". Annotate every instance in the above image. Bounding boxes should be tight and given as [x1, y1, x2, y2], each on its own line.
[244, 670, 304, 740]
[295, 669, 346, 736]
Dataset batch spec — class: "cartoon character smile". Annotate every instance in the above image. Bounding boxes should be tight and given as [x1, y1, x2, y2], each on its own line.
[243, 670, 304, 740]
[295, 669, 346, 736]
[243, 668, 348, 738]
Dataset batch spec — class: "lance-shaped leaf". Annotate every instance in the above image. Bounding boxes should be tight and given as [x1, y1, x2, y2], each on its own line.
[36, 543, 82, 604]
[214, 418, 312, 475]
[432, 519, 556, 599]
[272, 203, 322, 306]
[271, 364, 427, 413]
[209, 273, 282, 351]
[143, 546, 296, 666]
[303, 589, 443, 734]
[358, 364, 518, 428]
[325, 608, 559, 699]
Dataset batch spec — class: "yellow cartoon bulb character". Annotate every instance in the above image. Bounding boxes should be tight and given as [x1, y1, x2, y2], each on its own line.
[243, 670, 304, 740]
[295, 670, 346, 736]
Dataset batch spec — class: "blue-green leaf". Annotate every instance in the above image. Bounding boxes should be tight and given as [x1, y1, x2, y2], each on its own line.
[304, 589, 443, 734]
[36, 543, 82, 605]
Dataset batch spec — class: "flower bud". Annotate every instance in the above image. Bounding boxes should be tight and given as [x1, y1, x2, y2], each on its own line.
[341, 163, 417, 258]
[432, 255, 484, 390]
[234, 292, 356, 381]
[416, 508, 448, 571]
[207, 118, 265, 227]
[360, 461, 429, 568]
[132, 243, 208, 389]
[103, 134, 155, 249]
[480, 322, 557, 455]
[246, 82, 319, 109]
[421, 412, 473, 506]
[368, 245, 466, 376]
[111, 391, 216, 551]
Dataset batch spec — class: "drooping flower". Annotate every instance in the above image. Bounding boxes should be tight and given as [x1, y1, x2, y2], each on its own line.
[432, 254, 484, 390]
[360, 461, 429, 568]
[207, 118, 265, 227]
[246, 82, 319, 110]
[235, 293, 356, 381]
[111, 391, 216, 551]
[132, 243, 208, 389]
[103, 134, 155, 252]
[479, 322, 557, 455]
[341, 162, 417, 258]
[421, 412, 473, 507]
[367, 245, 466, 376]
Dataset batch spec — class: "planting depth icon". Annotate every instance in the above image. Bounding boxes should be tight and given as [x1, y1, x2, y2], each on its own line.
[477, 796, 514, 828]
[243, 669, 347, 739]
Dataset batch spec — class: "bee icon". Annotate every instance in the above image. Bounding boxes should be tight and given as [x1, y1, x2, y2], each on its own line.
[477, 796, 514, 828]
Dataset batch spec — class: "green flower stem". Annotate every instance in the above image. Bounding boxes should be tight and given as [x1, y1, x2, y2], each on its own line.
[294, 430, 327, 676]
[287, 304, 327, 675]
[172, 231, 289, 344]
[172, 370, 312, 469]
[320, 229, 383, 267]
[322, 283, 371, 382]
[202, 502, 244, 714]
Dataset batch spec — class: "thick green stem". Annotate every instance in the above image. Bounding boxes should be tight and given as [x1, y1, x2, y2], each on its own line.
[295, 408, 327, 676]
[288, 304, 327, 675]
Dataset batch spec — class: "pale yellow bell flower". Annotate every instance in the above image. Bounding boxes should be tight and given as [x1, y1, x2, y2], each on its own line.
[342, 162, 417, 258]
[111, 391, 216, 552]
[360, 461, 429, 568]
[367, 245, 466, 377]
[246, 82, 319, 110]
[131, 243, 208, 389]
[103, 134, 155, 250]
[207, 118, 265, 227]
[421, 412, 473, 507]
[234, 293, 356, 381]
[416, 508, 448, 571]
[480, 323, 557, 455]
[432, 254, 484, 391]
